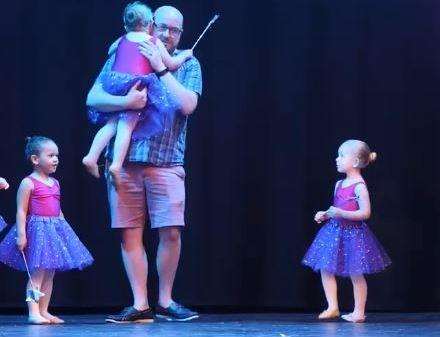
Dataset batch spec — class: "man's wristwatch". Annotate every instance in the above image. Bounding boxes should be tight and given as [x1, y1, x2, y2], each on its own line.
[155, 67, 169, 77]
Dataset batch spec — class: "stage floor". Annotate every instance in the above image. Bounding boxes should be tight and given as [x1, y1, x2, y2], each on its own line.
[1, 313, 439, 336]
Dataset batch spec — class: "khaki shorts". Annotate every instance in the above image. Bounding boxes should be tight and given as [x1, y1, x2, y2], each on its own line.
[107, 164, 186, 229]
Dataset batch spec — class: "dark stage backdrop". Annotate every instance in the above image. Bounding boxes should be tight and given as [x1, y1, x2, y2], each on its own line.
[0, 0, 438, 311]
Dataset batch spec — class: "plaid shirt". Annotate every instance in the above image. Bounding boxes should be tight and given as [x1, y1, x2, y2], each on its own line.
[93, 50, 203, 166]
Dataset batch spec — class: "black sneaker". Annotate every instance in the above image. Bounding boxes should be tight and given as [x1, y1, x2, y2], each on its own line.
[105, 306, 154, 323]
[155, 302, 199, 321]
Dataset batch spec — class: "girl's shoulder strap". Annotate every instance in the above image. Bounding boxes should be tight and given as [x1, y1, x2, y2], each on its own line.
[50, 177, 60, 188]
[23, 176, 35, 187]
[26, 175, 38, 185]
[352, 181, 367, 188]
[333, 180, 343, 195]
[353, 181, 368, 194]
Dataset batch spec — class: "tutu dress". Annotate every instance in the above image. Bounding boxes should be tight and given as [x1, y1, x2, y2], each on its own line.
[0, 176, 93, 272]
[302, 181, 391, 276]
[0, 215, 7, 232]
[88, 35, 179, 139]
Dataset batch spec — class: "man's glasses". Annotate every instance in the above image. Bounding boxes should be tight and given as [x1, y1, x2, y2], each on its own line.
[153, 23, 183, 37]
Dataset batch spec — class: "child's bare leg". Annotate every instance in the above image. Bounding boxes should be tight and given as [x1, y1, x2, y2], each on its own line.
[27, 269, 50, 324]
[83, 117, 118, 178]
[319, 270, 340, 319]
[342, 274, 367, 323]
[108, 113, 139, 187]
[39, 270, 64, 324]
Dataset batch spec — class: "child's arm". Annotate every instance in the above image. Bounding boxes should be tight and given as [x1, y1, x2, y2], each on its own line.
[314, 181, 341, 223]
[0, 177, 9, 190]
[326, 183, 371, 221]
[16, 178, 33, 251]
[138, 40, 200, 115]
[155, 39, 193, 71]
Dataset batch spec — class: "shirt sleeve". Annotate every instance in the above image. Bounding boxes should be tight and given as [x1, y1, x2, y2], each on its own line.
[180, 57, 203, 96]
[94, 54, 115, 87]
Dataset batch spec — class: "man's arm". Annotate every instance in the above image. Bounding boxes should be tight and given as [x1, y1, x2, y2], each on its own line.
[157, 72, 199, 116]
[139, 41, 201, 116]
[86, 56, 147, 112]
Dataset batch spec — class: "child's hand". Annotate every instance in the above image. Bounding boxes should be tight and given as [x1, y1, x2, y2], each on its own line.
[325, 206, 341, 218]
[180, 49, 193, 60]
[16, 234, 27, 251]
[314, 211, 328, 223]
[0, 178, 9, 190]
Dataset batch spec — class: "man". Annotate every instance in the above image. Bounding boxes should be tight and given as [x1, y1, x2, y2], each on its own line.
[86, 5, 202, 323]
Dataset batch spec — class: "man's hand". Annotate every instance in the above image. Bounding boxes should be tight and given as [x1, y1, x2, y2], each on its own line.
[138, 40, 166, 72]
[125, 81, 147, 110]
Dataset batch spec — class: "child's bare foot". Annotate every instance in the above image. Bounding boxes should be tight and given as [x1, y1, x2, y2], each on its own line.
[41, 312, 65, 324]
[108, 164, 122, 189]
[82, 156, 100, 178]
[28, 314, 51, 325]
[341, 312, 365, 323]
[318, 308, 340, 320]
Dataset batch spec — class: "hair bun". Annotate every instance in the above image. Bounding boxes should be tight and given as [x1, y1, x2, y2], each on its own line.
[369, 152, 377, 163]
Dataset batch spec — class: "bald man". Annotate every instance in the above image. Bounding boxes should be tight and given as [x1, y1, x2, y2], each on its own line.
[87, 5, 202, 323]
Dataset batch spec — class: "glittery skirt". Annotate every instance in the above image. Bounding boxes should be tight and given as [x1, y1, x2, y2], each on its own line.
[302, 218, 391, 276]
[0, 215, 7, 232]
[0, 215, 94, 272]
[88, 71, 179, 140]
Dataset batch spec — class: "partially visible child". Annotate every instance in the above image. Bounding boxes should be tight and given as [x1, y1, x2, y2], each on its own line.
[0, 136, 93, 324]
[0, 176, 9, 231]
[302, 139, 391, 323]
[83, 1, 193, 185]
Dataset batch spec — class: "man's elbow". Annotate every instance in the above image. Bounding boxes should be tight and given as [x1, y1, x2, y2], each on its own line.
[86, 84, 102, 107]
[363, 210, 371, 220]
[86, 89, 96, 107]
[181, 104, 196, 116]
[180, 94, 198, 116]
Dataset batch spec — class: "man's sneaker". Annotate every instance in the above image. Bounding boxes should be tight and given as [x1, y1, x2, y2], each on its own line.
[105, 306, 154, 323]
[155, 302, 199, 321]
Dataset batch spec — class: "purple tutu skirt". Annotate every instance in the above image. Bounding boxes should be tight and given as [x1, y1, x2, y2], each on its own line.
[0, 215, 93, 272]
[0, 216, 7, 232]
[88, 71, 179, 139]
[302, 218, 391, 276]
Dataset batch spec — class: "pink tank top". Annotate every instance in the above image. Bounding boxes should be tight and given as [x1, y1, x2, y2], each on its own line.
[112, 35, 156, 75]
[333, 181, 365, 211]
[27, 176, 61, 217]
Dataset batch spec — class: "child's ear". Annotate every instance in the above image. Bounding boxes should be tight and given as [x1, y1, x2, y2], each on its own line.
[30, 155, 39, 166]
[353, 158, 360, 168]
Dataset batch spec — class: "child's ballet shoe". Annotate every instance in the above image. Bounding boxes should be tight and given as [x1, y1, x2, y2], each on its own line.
[42, 314, 65, 324]
[341, 313, 366, 323]
[28, 315, 51, 325]
[318, 309, 340, 320]
[50, 316, 65, 324]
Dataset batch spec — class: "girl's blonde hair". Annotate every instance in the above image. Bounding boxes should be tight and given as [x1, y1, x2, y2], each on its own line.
[123, 1, 153, 32]
[343, 139, 377, 168]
